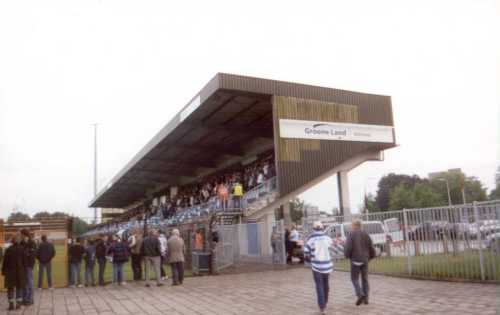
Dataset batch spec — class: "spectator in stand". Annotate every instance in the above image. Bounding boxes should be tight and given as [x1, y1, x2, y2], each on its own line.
[167, 229, 185, 286]
[68, 238, 85, 288]
[158, 230, 168, 281]
[217, 182, 229, 210]
[128, 229, 143, 281]
[142, 229, 163, 287]
[95, 235, 107, 286]
[20, 229, 36, 306]
[232, 181, 244, 209]
[108, 235, 130, 286]
[84, 239, 96, 287]
[37, 235, 55, 289]
[2, 233, 26, 311]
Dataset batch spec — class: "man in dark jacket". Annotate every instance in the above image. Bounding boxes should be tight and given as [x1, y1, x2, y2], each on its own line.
[108, 235, 129, 285]
[37, 235, 55, 289]
[68, 238, 85, 288]
[20, 229, 36, 305]
[84, 239, 96, 286]
[2, 234, 26, 311]
[344, 219, 375, 306]
[95, 236, 107, 286]
[142, 229, 162, 287]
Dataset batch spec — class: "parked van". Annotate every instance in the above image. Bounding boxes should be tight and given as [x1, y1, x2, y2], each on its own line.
[326, 221, 389, 257]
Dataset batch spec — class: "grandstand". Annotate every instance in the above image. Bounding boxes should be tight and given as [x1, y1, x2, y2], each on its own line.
[87, 73, 396, 237]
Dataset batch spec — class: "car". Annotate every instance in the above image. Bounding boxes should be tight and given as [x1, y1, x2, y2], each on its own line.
[408, 221, 450, 241]
[325, 221, 389, 257]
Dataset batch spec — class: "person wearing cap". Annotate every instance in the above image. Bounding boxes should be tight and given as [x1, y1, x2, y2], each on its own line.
[303, 221, 334, 315]
[344, 219, 375, 306]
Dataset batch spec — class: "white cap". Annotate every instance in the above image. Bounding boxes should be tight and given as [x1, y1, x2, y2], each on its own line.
[313, 221, 323, 230]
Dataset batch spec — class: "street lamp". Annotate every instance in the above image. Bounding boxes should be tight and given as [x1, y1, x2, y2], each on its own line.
[437, 178, 452, 206]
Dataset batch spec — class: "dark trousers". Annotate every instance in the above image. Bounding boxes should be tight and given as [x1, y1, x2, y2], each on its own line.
[312, 271, 330, 310]
[351, 263, 369, 298]
[7, 287, 23, 304]
[97, 259, 106, 285]
[38, 262, 52, 288]
[131, 254, 142, 281]
[160, 256, 166, 278]
[170, 262, 184, 285]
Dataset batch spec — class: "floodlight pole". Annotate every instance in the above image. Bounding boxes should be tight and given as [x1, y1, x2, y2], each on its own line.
[93, 123, 98, 224]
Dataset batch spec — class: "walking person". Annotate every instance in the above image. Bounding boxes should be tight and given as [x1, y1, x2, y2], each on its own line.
[37, 235, 55, 289]
[108, 235, 130, 285]
[68, 238, 85, 288]
[270, 226, 282, 264]
[84, 239, 96, 287]
[142, 229, 163, 287]
[20, 229, 37, 306]
[303, 221, 334, 315]
[167, 229, 185, 286]
[344, 219, 376, 306]
[128, 229, 143, 281]
[158, 231, 168, 280]
[2, 234, 26, 311]
[95, 235, 107, 286]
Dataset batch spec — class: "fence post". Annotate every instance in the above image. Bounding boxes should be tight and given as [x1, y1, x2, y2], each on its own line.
[403, 208, 412, 276]
[473, 201, 486, 281]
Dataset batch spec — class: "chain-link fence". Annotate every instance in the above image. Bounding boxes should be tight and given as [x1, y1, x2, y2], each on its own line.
[305, 200, 500, 282]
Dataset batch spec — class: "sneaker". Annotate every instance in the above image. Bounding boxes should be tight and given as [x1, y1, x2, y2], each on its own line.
[145, 284, 150, 287]
[69, 285, 76, 289]
[49, 287, 54, 290]
[319, 308, 326, 315]
[157, 283, 164, 287]
[120, 282, 126, 286]
[363, 296, 369, 305]
[77, 284, 83, 288]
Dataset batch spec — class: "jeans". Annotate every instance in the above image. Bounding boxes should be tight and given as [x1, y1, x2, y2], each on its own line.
[97, 259, 106, 285]
[312, 270, 330, 310]
[70, 262, 82, 286]
[160, 256, 166, 278]
[170, 262, 184, 285]
[7, 287, 23, 304]
[144, 256, 161, 285]
[351, 263, 369, 298]
[131, 254, 142, 281]
[38, 262, 52, 288]
[113, 262, 125, 284]
[85, 260, 96, 286]
[233, 196, 241, 209]
[24, 267, 34, 303]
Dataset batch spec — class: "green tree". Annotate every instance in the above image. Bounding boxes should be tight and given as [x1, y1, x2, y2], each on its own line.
[388, 184, 416, 210]
[72, 217, 89, 237]
[363, 193, 380, 213]
[375, 173, 423, 211]
[33, 211, 52, 220]
[490, 186, 500, 200]
[413, 183, 444, 208]
[430, 171, 487, 204]
[290, 198, 305, 224]
[8, 211, 31, 222]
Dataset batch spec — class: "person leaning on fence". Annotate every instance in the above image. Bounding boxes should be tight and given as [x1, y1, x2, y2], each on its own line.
[128, 229, 143, 281]
[344, 219, 376, 306]
[83, 239, 96, 287]
[69, 238, 85, 288]
[95, 235, 107, 286]
[20, 229, 37, 306]
[108, 234, 130, 286]
[304, 221, 335, 315]
[2, 233, 27, 311]
[37, 234, 55, 289]
[167, 228, 185, 286]
[142, 229, 163, 287]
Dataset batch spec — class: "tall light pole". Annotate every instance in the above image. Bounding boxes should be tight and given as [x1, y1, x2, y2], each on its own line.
[438, 178, 452, 206]
[92, 123, 98, 224]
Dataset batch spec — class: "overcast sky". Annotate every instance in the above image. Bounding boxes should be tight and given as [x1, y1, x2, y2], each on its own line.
[0, 0, 498, 219]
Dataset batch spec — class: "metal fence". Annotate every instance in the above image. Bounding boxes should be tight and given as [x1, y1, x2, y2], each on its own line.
[305, 200, 500, 282]
[215, 219, 286, 271]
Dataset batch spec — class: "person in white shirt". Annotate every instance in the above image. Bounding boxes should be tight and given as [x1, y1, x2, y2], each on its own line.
[158, 231, 168, 281]
[304, 221, 334, 315]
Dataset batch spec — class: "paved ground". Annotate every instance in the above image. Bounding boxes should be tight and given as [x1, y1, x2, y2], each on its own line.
[1, 268, 498, 315]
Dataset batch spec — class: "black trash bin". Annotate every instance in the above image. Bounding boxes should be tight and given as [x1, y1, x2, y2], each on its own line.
[192, 251, 211, 275]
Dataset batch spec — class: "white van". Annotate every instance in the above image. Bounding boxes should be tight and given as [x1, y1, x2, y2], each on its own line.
[383, 218, 404, 243]
[326, 221, 389, 257]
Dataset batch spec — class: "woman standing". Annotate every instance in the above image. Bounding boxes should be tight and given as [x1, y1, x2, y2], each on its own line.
[2, 234, 26, 311]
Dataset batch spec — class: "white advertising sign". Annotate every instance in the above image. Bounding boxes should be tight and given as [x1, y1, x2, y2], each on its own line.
[279, 119, 394, 143]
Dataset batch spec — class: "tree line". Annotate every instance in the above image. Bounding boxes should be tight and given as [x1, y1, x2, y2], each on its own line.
[6, 211, 90, 236]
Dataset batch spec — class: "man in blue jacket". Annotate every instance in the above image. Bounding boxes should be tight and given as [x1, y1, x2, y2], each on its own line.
[304, 221, 334, 315]
[37, 235, 55, 289]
